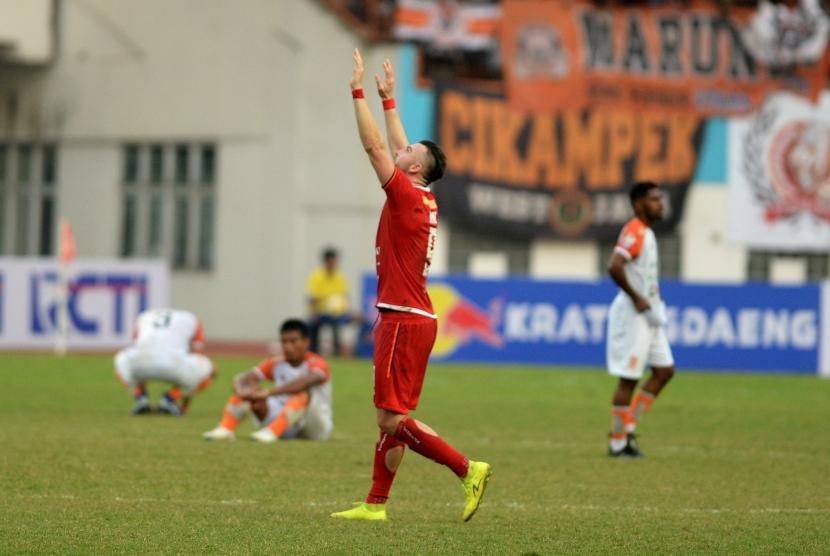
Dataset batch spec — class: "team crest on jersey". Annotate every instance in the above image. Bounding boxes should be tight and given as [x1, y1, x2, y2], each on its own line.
[422, 197, 437, 210]
[743, 99, 830, 224]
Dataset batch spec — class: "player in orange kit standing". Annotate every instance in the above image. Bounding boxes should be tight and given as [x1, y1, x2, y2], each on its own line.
[330, 49, 491, 523]
[606, 182, 676, 457]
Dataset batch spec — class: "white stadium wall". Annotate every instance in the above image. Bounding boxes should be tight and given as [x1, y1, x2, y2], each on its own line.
[680, 184, 748, 283]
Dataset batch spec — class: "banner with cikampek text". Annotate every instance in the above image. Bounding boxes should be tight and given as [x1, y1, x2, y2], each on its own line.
[433, 82, 705, 240]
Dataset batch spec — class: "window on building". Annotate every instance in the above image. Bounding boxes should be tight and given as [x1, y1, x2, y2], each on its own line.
[0, 143, 58, 256]
[448, 225, 530, 275]
[747, 251, 830, 283]
[597, 232, 682, 279]
[120, 143, 217, 270]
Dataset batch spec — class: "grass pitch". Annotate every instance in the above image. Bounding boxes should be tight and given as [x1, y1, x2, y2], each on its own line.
[0, 353, 828, 554]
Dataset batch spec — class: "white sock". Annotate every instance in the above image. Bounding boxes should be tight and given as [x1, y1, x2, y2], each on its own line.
[610, 438, 627, 451]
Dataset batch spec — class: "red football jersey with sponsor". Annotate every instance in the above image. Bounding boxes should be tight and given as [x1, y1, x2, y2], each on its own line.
[375, 169, 438, 319]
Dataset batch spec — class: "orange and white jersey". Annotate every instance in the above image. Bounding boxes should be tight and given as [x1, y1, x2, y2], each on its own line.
[133, 308, 204, 354]
[613, 218, 660, 302]
[254, 352, 332, 410]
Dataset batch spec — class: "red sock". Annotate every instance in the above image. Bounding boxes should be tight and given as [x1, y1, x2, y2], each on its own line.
[393, 416, 469, 478]
[366, 432, 405, 504]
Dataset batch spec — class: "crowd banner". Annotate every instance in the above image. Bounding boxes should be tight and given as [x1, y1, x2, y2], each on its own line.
[727, 91, 830, 251]
[500, 0, 830, 116]
[0, 258, 169, 350]
[435, 82, 703, 239]
[363, 274, 826, 375]
[394, 0, 500, 52]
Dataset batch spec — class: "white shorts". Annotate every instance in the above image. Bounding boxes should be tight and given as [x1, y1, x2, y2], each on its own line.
[606, 295, 674, 380]
[252, 394, 333, 441]
[114, 347, 213, 395]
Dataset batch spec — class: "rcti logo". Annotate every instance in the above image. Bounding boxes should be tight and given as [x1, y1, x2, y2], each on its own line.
[30, 271, 149, 335]
[430, 283, 503, 358]
[744, 101, 830, 223]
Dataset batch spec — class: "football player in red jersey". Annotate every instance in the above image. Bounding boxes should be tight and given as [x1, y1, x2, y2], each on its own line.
[331, 49, 491, 523]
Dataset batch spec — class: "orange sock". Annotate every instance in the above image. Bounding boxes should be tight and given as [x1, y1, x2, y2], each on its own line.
[194, 376, 214, 393]
[627, 391, 655, 432]
[266, 393, 309, 437]
[220, 395, 248, 431]
[610, 405, 629, 442]
[166, 387, 183, 401]
[132, 385, 147, 399]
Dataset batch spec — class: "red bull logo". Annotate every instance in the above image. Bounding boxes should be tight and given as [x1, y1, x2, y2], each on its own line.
[430, 283, 503, 358]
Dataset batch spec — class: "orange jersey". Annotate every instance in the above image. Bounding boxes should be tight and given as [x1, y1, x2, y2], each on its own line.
[254, 352, 332, 412]
[254, 352, 330, 388]
[614, 218, 660, 300]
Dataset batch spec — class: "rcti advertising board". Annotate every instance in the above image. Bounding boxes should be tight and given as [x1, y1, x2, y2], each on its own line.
[0, 258, 169, 350]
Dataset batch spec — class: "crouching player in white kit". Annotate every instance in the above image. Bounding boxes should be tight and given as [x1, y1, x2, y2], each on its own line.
[114, 308, 216, 415]
[606, 182, 675, 458]
[202, 319, 333, 443]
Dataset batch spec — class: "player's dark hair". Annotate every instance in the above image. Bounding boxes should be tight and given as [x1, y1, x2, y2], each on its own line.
[629, 181, 659, 207]
[418, 140, 447, 185]
[281, 319, 309, 338]
[322, 247, 338, 261]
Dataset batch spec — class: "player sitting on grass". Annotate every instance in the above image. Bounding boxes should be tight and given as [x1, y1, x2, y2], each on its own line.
[114, 308, 216, 416]
[202, 319, 332, 442]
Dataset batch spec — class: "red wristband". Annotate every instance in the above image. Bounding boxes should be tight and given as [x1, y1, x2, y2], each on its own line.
[382, 98, 396, 111]
[351, 88, 364, 99]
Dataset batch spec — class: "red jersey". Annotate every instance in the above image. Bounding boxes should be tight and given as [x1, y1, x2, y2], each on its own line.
[375, 169, 438, 319]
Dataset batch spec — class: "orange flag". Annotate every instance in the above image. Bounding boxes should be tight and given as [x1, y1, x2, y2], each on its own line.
[59, 220, 76, 265]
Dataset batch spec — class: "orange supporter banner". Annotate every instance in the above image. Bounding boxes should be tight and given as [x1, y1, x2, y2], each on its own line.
[500, 0, 830, 116]
[434, 83, 704, 239]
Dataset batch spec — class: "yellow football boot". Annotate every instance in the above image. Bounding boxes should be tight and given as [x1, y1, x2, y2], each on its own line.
[330, 502, 387, 521]
[461, 461, 492, 522]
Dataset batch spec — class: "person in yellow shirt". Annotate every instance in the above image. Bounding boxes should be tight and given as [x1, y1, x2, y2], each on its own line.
[306, 247, 351, 355]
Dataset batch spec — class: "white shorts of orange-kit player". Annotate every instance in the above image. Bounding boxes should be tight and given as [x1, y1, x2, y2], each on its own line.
[114, 347, 213, 395]
[251, 393, 333, 441]
[606, 294, 674, 380]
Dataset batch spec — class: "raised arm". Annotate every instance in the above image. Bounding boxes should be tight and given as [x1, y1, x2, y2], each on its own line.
[375, 58, 409, 153]
[351, 48, 395, 185]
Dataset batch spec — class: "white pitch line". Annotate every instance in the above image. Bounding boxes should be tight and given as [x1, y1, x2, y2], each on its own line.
[20, 495, 829, 515]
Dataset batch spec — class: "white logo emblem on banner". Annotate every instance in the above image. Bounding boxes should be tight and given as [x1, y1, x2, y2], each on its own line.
[728, 92, 830, 251]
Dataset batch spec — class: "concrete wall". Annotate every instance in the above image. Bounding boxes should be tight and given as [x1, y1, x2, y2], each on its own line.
[680, 185, 747, 283]
[0, 0, 53, 64]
